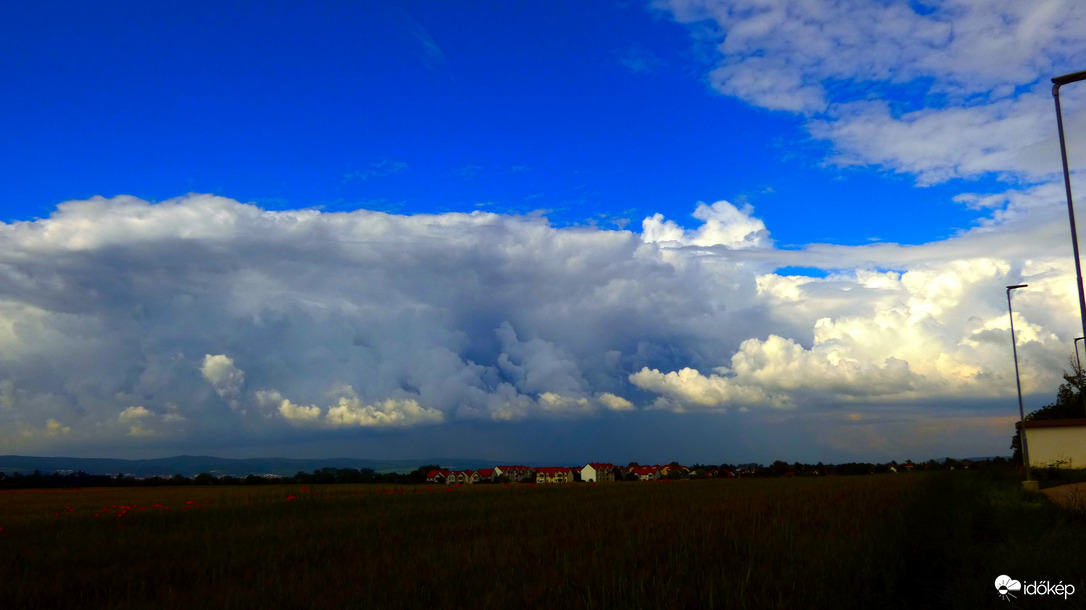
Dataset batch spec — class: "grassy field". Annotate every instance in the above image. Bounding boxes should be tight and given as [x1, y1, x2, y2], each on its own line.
[1, 473, 1084, 609]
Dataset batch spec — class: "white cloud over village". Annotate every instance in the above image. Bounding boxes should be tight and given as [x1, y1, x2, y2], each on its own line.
[0, 193, 1079, 460]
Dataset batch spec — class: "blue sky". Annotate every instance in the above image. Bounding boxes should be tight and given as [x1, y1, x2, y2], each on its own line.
[3, 0, 990, 246]
[3, 1, 1086, 464]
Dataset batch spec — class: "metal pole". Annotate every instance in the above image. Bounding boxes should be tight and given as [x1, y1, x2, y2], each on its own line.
[1008, 284, 1031, 482]
[1052, 75, 1086, 359]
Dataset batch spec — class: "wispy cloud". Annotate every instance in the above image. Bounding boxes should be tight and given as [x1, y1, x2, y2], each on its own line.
[343, 159, 409, 182]
[657, 0, 1086, 184]
[400, 11, 449, 74]
[616, 45, 667, 74]
[456, 163, 484, 179]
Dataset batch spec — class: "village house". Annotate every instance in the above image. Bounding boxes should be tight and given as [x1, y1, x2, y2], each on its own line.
[425, 469, 451, 484]
[660, 464, 689, 479]
[535, 467, 574, 484]
[497, 465, 533, 482]
[630, 465, 661, 481]
[581, 463, 616, 483]
[475, 467, 501, 482]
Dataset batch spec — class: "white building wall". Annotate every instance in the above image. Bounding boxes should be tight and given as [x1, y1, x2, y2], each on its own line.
[1025, 425, 1086, 469]
[582, 464, 597, 482]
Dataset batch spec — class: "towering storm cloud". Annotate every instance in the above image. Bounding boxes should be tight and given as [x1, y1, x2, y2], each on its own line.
[0, 194, 1077, 459]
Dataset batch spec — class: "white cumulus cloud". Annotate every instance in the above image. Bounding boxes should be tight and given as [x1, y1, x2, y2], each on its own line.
[657, 0, 1086, 183]
[44, 418, 71, 437]
[326, 397, 444, 428]
[201, 354, 245, 411]
[0, 194, 1079, 459]
[598, 392, 634, 411]
[118, 406, 151, 422]
[642, 200, 771, 248]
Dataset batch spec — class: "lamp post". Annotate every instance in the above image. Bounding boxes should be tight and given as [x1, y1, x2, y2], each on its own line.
[1052, 71, 1086, 352]
[1007, 284, 1032, 483]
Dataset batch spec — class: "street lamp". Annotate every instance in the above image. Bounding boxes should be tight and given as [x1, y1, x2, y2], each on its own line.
[1007, 284, 1032, 483]
[1052, 70, 1086, 353]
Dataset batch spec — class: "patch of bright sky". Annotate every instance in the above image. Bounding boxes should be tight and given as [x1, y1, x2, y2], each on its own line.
[772, 267, 829, 279]
[0, 1, 1012, 247]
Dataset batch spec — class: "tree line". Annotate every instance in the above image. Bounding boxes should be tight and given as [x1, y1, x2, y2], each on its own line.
[0, 458, 1005, 490]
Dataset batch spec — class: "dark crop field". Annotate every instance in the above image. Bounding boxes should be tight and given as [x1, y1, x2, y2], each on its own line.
[2, 472, 1084, 609]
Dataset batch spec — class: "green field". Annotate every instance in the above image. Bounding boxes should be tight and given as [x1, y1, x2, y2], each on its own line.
[2, 473, 1083, 609]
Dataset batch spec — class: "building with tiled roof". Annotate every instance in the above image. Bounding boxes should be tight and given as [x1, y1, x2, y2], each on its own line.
[581, 463, 616, 482]
[425, 469, 451, 483]
[660, 464, 690, 479]
[475, 467, 501, 482]
[630, 465, 661, 481]
[535, 467, 574, 484]
[497, 465, 533, 482]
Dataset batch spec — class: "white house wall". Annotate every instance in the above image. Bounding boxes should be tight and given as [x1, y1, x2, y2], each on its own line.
[582, 465, 597, 482]
[1025, 426, 1086, 469]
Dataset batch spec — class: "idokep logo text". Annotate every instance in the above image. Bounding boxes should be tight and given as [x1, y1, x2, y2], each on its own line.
[995, 575, 1075, 601]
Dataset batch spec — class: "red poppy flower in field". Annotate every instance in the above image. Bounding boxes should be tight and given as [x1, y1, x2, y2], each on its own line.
[286, 496, 297, 501]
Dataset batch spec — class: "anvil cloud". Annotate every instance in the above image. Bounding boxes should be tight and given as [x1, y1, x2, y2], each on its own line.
[0, 193, 1076, 460]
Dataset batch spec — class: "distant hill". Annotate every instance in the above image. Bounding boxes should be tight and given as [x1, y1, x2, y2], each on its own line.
[933, 456, 1009, 464]
[0, 455, 495, 477]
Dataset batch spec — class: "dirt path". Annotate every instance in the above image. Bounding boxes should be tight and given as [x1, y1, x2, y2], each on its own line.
[1041, 481, 1086, 509]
